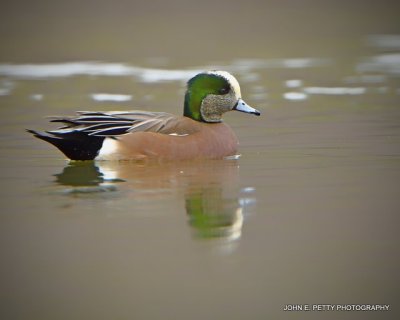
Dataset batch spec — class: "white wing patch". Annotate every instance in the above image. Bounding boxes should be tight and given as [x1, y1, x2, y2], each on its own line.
[96, 138, 119, 160]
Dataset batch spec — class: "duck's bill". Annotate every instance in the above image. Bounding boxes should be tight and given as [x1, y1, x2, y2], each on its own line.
[233, 99, 261, 116]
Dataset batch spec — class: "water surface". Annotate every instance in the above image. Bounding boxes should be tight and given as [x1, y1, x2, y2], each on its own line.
[0, 2, 400, 319]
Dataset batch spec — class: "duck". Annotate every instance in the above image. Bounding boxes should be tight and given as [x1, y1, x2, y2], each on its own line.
[27, 70, 261, 161]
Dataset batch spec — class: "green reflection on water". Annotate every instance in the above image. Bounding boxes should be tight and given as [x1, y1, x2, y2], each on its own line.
[186, 187, 242, 240]
[53, 160, 251, 242]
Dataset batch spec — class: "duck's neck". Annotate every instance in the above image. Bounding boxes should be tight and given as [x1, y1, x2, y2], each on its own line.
[184, 91, 203, 122]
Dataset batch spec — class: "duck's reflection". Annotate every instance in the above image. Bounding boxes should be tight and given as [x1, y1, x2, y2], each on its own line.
[54, 161, 124, 193]
[55, 161, 106, 186]
[185, 187, 243, 241]
[54, 160, 256, 242]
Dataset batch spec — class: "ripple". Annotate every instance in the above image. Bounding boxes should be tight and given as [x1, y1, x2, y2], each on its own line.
[284, 92, 308, 101]
[285, 79, 303, 88]
[0, 62, 202, 83]
[344, 75, 387, 84]
[91, 93, 132, 102]
[0, 59, 333, 85]
[232, 58, 331, 70]
[357, 53, 400, 75]
[0, 62, 134, 78]
[366, 34, 400, 50]
[0, 79, 14, 96]
[303, 87, 366, 95]
[30, 94, 44, 101]
[0, 88, 11, 96]
[58, 185, 118, 195]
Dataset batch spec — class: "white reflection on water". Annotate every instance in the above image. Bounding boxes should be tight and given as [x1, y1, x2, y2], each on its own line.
[303, 87, 366, 95]
[359, 34, 400, 75]
[91, 93, 132, 102]
[285, 79, 303, 88]
[30, 94, 43, 101]
[0, 57, 331, 82]
[366, 34, 400, 50]
[0, 62, 134, 78]
[344, 75, 387, 84]
[284, 92, 307, 101]
[0, 87, 11, 96]
[0, 62, 202, 82]
[283, 86, 368, 101]
[232, 58, 331, 70]
[1, 45, 398, 103]
[0, 79, 14, 96]
[357, 53, 400, 75]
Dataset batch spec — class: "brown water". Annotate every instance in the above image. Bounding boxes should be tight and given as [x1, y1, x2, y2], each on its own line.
[1, 1, 400, 319]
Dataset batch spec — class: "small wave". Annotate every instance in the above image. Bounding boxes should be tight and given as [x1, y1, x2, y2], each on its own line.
[232, 58, 331, 70]
[357, 53, 400, 75]
[0, 62, 202, 82]
[366, 34, 400, 51]
[91, 93, 132, 102]
[284, 92, 307, 101]
[303, 87, 366, 95]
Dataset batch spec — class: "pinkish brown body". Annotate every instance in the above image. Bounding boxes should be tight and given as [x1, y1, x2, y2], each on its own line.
[97, 117, 238, 161]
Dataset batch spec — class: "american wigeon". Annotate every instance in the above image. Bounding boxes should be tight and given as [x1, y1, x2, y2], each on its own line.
[27, 70, 261, 161]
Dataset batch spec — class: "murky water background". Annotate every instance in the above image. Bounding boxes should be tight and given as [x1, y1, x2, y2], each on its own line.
[1, 1, 399, 319]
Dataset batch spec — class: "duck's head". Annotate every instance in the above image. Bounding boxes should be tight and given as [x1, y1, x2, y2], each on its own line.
[184, 70, 261, 123]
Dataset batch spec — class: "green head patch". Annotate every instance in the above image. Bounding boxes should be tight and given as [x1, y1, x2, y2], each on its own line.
[184, 72, 231, 122]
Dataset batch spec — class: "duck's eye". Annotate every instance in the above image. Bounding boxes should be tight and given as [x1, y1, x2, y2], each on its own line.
[219, 87, 230, 95]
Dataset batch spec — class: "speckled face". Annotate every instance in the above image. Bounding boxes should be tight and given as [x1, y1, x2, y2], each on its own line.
[200, 71, 242, 122]
[184, 70, 260, 123]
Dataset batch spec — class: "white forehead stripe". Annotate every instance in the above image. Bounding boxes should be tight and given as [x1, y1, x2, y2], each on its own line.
[207, 70, 242, 97]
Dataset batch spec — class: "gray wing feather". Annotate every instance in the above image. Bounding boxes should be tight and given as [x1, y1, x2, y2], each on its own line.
[48, 110, 180, 137]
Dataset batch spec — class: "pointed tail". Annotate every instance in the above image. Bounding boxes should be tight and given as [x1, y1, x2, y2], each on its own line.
[27, 129, 105, 160]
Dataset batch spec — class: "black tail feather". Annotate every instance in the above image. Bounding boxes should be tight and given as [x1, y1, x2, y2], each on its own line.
[27, 129, 104, 160]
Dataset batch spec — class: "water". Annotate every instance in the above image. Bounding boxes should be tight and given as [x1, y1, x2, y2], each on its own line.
[1, 1, 400, 319]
